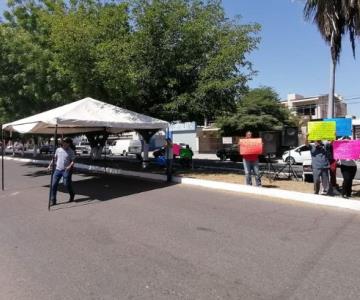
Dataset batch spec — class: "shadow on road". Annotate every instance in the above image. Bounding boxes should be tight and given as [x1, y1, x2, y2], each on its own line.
[44, 174, 175, 204]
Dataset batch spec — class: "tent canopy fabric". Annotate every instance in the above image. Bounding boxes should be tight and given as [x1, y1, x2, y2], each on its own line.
[3, 97, 169, 134]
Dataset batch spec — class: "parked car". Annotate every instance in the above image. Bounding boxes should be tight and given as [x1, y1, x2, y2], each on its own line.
[109, 139, 131, 156]
[102, 145, 112, 155]
[282, 144, 311, 165]
[4, 146, 14, 154]
[128, 140, 143, 159]
[4, 144, 26, 154]
[216, 144, 276, 162]
[302, 159, 313, 182]
[39, 144, 54, 154]
[75, 142, 91, 155]
[216, 145, 241, 162]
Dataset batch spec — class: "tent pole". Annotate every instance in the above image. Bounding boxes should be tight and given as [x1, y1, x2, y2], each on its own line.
[104, 128, 107, 174]
[48, 124, 58, 210]
[1, 125, 4, 191]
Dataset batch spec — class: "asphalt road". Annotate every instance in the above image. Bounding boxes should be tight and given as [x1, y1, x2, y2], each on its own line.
[1, 161, 360, 299]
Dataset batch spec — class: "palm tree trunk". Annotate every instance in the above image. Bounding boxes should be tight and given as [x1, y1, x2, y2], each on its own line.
[327, 59, 336, 118]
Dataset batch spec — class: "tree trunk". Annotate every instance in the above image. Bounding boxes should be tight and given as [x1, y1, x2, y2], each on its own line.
[327, 59, 336, 118]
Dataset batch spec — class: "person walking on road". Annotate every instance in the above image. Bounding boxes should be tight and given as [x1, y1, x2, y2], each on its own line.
[305, 135, 332, 195]
[48, 138, 75, 205]
[242, 131, 261, 187]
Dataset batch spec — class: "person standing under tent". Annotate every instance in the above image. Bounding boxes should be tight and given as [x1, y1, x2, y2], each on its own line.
[305, 135, 332, 195]
[48, 138, 76, 205]
[242, 131, 261, 187]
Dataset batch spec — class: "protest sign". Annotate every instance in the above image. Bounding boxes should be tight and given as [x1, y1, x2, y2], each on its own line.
[239, 138, 263, 155]
[308, 121, 336, 141]
[324, 118, 352, 137]
[333, 140, 360, 160]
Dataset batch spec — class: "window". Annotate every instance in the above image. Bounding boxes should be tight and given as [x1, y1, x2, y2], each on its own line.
[295, 105, 316, 116]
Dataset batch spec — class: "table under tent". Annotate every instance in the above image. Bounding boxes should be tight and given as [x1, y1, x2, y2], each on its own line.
[2, 97, 169, 209]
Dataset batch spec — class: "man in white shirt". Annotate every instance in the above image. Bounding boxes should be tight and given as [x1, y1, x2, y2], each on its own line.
[48, 138, 75, 205]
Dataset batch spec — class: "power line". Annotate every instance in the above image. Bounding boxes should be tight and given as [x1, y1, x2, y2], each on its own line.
[344, 97, 360, 101]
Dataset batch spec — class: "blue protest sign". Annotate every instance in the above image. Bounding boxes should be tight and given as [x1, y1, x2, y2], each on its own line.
[324, 118, 352, 137]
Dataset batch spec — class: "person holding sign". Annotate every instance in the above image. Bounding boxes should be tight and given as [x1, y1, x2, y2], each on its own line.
[241, 131, 261, 187]
[335, 138, 358, 198]
[305, 135, 332, 195]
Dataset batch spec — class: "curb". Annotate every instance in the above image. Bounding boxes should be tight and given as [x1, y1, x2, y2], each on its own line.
[3, 156, 167, 182]
[3, 156, 360, 212]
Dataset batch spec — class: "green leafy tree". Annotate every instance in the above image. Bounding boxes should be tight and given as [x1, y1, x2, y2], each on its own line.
[128, 0, 260, 122]
[0, 0, 260, 124]
[0, 0, 74, 122]
[216, 87, 295, 136]
[304, 0, 360, 118]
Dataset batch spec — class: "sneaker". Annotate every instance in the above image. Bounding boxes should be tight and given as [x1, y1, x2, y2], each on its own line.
[50, 199, 57, 206]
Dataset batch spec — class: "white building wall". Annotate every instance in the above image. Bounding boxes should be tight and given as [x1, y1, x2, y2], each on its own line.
[172, 132, 198, 152]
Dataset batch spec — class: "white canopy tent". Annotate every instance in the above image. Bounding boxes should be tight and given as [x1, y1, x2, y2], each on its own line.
[1, 98, 171, 199]
[2, 97, 169, 134]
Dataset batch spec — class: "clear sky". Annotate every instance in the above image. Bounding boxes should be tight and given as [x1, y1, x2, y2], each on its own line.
[1, 0, 359, 116]
[222, 0, 360, 117]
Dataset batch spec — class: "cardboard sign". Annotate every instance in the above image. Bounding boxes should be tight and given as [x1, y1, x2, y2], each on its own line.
[324, 118, 352, 137]
[333, 140, 360, 160]
[308, 121, 336, 141]
[239, 138, 263, 155]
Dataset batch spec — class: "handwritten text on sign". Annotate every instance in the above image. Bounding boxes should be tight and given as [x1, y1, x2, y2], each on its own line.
[333, 140, 360, 160]
[324, 118, 352, 137]
[239, 138, 263, 155]
[308, 121, 336, 141]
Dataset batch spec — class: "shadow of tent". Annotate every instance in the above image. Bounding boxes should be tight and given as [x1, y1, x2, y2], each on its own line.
[44, 174, 174, 202]
[23, 170, 50, 178]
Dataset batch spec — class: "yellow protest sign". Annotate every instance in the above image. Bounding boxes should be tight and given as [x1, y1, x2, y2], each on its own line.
[308, 121, 336, 141]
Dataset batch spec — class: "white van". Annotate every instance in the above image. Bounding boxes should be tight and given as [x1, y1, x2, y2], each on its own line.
[109, 139, 131, 156]
[128, 140, 143, 159]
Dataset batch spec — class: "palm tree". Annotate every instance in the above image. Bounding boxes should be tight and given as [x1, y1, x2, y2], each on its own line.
[304, 0, 360, 118]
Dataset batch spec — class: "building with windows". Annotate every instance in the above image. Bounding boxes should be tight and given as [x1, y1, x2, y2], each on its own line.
[282, 93, 347, 119]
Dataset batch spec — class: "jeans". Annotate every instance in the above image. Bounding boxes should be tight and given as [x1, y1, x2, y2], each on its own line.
[50, 169, 74, 201]
[340, 165, 357, 197]
[243, 159, 261, 186]
[313, 168, 330, 194]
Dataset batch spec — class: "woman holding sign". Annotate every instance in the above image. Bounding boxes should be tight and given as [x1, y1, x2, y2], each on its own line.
[241, 131, 261, 187]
